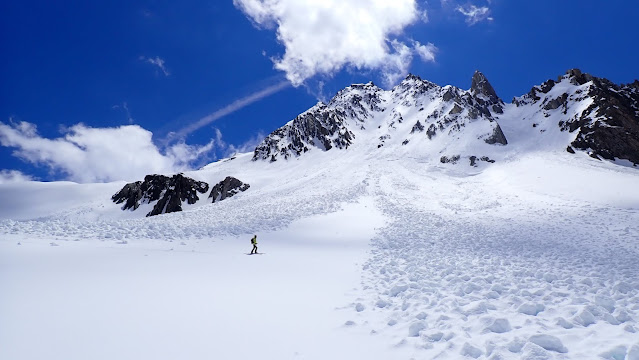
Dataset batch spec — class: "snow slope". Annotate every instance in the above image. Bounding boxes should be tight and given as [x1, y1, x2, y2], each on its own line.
[2, 147, 638, 360]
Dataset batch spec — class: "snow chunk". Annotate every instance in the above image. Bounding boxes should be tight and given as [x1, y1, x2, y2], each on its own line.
[595, 295, 616, 313]
[487, 318, 512, 333]
[355, 303, 365, 312]
[628, 345, 639, 360]
[575, 309, 596, 326]
[599, 345, 627, 360]
[528, 334, 568, 353]
[460, 342, 483, 358]
[389, 284, 408, 297]
[517, 303, 545, 316]
[556, 317, 574, 329]
[507, 338, 526, 353]
[408, 321, 426, 337]
[613, 281, 633, 294]
[616, 310, 633, 323]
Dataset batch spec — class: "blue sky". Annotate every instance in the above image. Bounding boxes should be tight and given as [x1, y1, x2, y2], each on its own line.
[1, 0, 637, 182]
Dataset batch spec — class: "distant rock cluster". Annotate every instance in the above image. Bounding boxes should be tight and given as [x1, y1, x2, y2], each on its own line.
[112, 174, 250, 216]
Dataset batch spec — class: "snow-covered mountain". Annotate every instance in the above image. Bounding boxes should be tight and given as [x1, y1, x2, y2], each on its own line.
[512, 69, 639, 163]
[1, 69, 639, 360]
[253, 71, 508, 164]
[104, 69, 639, 218]
[254, 69, 639, 167]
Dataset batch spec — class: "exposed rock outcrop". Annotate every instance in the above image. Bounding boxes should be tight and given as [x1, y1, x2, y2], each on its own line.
[112, 174, 209, 217]
[252, 102, 356, 162]
[516, 69, 639, 165]
[209, 176, 250, 203]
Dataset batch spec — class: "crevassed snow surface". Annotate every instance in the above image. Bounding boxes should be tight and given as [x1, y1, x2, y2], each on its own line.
[2, 145, 639, 359]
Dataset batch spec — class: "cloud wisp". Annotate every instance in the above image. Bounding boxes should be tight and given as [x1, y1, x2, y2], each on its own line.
[167, 79, 291, 142]
[456, 4, 492, 25]
[140, 56, 170, 76]
[234, 0, 437, 87]
[0, 121, 215, 183]
[112, 102, 135, 124]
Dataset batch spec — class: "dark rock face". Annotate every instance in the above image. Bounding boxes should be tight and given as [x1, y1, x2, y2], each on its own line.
[470, 71, 504, 115]
[209, 176, 250, 203]
[111, 182, 144, 211]
[471, 71, 500, 103]
[112, 174, 209, 217]
[518, 69, 639, 165]
[484, 125, 508, 145]
[252, 103, 356, 162]
[569, 75, 639, 164]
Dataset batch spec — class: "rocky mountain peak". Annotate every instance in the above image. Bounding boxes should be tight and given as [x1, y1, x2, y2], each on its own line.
[250, 70, 639, 166]
[404, 73, 422, 82]
[562, 68, 595, 86]
[470, 70, 499, 103]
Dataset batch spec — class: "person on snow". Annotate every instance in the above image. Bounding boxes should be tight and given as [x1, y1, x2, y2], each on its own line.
[250, 235, 258, 254]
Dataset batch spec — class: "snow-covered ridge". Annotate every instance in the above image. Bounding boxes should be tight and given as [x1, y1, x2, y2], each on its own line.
[253, 69, 639, 166]
[253, 71, 508, 163]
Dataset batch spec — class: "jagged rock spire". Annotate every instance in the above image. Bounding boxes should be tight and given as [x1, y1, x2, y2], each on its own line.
[470, 70, 500, 102]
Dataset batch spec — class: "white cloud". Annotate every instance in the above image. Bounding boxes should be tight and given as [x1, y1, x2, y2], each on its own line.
[456, 5, 492, 25]
[0, 121, 216, 183]
[140, 56, 170, 76]
[421, 9, 430, 23]
[382, 40, 415, 87]
[234, 0, 434, 87]
[0, 170, 34, 184]
[414, 41, 438, 63]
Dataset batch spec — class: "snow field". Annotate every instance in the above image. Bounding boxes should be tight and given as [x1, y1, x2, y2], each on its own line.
[0, 197, 404, 360]
[1, 141, 638, 359]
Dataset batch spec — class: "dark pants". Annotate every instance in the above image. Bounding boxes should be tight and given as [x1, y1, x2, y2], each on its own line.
[251, 245, 258, 254]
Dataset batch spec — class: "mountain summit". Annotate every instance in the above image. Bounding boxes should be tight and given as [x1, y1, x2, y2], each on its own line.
[253, 69, 639, 167]
[253, 71, 508, 164]
[470, 70, 501, 105]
